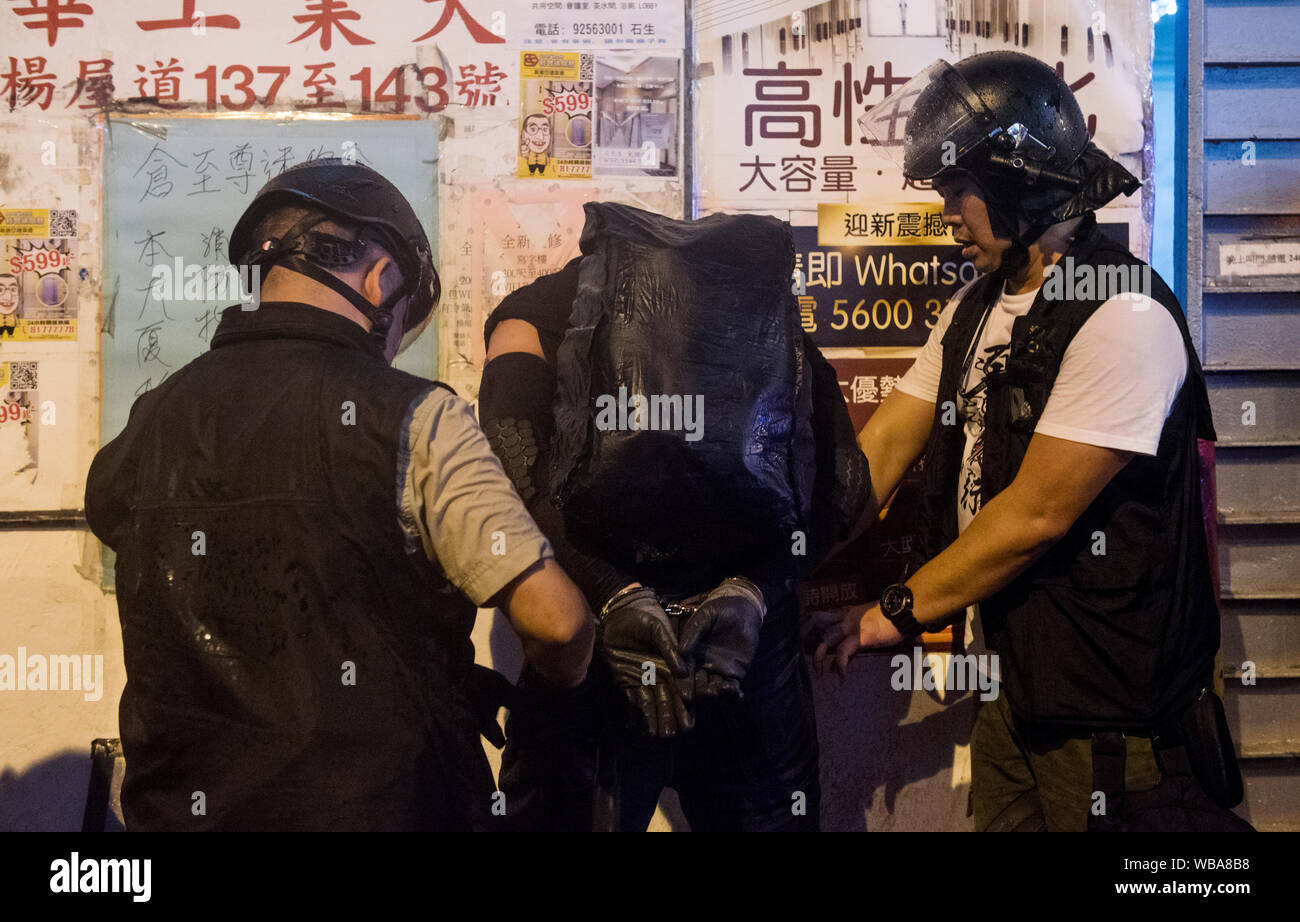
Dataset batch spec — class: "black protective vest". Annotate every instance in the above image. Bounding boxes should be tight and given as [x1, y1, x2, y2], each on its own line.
[913, 215, 1220, 729]
[87, 303, 494, 830]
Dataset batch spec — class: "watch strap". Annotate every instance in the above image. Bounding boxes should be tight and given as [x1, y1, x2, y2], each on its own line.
[882, 583, 926, 639]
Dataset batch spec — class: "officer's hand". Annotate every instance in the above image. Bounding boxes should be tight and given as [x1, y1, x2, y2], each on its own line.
[813, 603, 903, 677]
[678, 577, 765, 700]
[597, 585, 693, 739]
[813, 605, 863, 678]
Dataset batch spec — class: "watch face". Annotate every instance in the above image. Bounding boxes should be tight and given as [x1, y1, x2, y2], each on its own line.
[882, 584, 909, 616]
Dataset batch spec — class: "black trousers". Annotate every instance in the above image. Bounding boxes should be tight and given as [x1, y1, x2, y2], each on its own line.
[500, 580, 820, 831]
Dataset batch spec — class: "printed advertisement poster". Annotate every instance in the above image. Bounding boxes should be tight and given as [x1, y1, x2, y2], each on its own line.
[794, 213, 1135, 350]
[465, 185, 594, 376]
[794, 206, 968, 350]
[0, 360, 39, 489]
[0, 209, 80, 342]
[0, 351, 81, 511]
[694, 0, 1153, 218]
[518, 51, 595, 179]
[593, 55, 680, 177]
[519, 0, 685, 49]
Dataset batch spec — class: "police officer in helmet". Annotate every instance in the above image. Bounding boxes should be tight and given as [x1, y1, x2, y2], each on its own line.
[818, 52, 1238, 831]
[86, 159, 594, 830]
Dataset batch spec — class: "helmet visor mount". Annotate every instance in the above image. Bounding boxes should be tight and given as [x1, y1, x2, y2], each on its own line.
[858, 59, 1062, 185]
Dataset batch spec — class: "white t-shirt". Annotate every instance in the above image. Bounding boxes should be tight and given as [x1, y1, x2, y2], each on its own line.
[894, 275, 1189, 649]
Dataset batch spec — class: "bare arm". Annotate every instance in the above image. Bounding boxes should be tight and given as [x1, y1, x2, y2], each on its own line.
[818, 433, 1135, 671]
[485, 318, 544, 362]
[906, 434, 1134, 626]
[842, 388, 936, 543]
[489, 558, 594, 688]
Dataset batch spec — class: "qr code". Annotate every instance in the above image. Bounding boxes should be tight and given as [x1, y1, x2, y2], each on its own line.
[49, 209, 77, 238]
[579, 54, 594, 81]
[6, 361, 38, 390]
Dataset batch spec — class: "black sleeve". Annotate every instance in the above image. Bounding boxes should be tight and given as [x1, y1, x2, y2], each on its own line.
[85, 393, 154, 551]
[479, 351, 633, 612]
[483, 257, 582, 367]
[805, 335, 872, 561]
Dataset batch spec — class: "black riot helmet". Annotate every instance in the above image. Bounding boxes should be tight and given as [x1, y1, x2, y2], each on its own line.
[860, 52, 1140, 265]
[229, 158, 440, 355]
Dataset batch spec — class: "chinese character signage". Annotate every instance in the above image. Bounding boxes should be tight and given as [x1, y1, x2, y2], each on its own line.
[694, 0, 1153, 214]
[0, 1, 685, 114]
[1219, 242, 1300, 279]
[818, 202, 949, 246]
[519, 0, 684, 48]
[99, 117, 439, 446]
[793, 224, 970, 349]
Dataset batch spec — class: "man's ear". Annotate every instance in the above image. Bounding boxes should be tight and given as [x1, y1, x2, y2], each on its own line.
[361, 255, 394, 308]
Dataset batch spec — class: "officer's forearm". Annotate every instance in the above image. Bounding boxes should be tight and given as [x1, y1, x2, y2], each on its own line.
[501, 558, 596, 688]
[904, 434, 1135, 628]
[856, 389, 934, 529]
[905, 486, 1064, 629]
[522, 630, 594, 689]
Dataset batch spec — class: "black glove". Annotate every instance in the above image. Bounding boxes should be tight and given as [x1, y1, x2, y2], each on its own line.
[678, 577, 766, 700]
[597, 585, 693, 739]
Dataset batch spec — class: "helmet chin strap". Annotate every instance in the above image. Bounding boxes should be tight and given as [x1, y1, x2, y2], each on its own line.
[983, 185, 1051, 286]
[259, 212, 398, 352]
[277, 253, 394, 342]
[993, 224, 1051, 284]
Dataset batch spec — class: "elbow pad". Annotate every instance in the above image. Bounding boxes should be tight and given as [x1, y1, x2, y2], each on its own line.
[479, 351, 556, 502]
[479, 350, 633, 610]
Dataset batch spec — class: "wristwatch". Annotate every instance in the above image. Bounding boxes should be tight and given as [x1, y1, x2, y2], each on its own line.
[880, 583, 925, 639]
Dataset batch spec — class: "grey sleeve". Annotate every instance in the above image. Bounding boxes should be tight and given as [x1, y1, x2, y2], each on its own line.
[398, 387, 554, 607]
